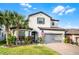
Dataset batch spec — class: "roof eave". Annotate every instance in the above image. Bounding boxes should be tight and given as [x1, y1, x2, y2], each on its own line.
[38, 27, 65, 31]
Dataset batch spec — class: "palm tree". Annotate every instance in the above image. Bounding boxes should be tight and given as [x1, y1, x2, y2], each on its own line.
[0, 11, 3, 26]
[12, 11, 25, 45]
[0, 10, 28, 45]
[24, 20, 29, 30]
[0, 10, 13, 45]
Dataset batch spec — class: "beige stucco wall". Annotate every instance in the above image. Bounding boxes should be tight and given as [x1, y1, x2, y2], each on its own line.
[29, 13, 51, 29]
[28, 13, 58, 30]
[67, 34, 79, 43]
[71, 35, 79, 43]
[28, 13, 52, 37]
[51, 21, 58, 27]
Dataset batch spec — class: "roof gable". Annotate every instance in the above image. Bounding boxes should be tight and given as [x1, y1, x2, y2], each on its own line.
[28, 11, 52, 18]
[27, 11, 59, 21]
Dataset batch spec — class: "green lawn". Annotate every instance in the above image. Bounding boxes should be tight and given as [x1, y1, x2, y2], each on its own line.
[0, 45, 59, 55]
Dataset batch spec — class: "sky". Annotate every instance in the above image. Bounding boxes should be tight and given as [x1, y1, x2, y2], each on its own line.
[0, 3, 79, 28]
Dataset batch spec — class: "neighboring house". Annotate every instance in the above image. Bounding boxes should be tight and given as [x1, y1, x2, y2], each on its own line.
[0, 28, 4, 41]
[0, 26, 6, 41]
[28, 11, 65, 44]
[65, 29, 79, 44]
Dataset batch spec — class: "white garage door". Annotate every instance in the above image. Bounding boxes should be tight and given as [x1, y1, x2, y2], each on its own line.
[44, 34, 62, 44]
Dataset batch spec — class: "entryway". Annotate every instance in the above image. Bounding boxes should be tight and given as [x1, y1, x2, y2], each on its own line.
[31, 31, 38, 43]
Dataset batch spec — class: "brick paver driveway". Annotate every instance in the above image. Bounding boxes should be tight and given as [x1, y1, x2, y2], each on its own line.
[46, 43, 79, 55]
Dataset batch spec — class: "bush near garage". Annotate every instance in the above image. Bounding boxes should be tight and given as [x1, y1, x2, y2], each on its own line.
[64, 37, 70, 43]
[25, 36, 32, 44]
[37, 37, 44, 44]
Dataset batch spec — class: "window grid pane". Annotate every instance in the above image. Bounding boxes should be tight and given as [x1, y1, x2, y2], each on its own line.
[37, 17, 45, 24]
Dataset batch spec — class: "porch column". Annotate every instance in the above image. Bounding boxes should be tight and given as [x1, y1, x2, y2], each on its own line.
[62, 33, 65, 43]
[29, 30, 32, 36]
[72, 35, 76, 43]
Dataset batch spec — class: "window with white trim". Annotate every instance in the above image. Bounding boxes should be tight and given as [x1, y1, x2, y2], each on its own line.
[37, 17, 45, 24]
[52, 22, 54, 26]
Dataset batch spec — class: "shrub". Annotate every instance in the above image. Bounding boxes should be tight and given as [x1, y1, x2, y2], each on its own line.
[7, 34, 16, 45]
[64, 37, 70, 43]
[25, 36, 32, 44]
[11, 36, 16, 44]
[0, 39, 6, 45]
[37, 37, 44, 44]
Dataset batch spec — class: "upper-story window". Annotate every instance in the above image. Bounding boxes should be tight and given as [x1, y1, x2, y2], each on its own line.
[37, 17, 45, 24]
[52, 22, 55, 26]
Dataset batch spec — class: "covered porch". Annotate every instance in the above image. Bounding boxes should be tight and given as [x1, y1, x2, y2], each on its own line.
[10, 27, 41, 45]
[10, 27, 33, 45]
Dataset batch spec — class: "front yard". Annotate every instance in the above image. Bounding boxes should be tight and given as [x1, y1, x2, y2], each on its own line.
[0, 45, 59, 55]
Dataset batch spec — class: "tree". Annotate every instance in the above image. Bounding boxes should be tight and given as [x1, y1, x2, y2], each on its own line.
[12, 11, 25, 45]
[0, 10, 13, 45]
[0, 10, 28, 45]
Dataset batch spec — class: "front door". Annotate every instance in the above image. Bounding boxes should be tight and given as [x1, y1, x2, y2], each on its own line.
[32, 31, 38, 43]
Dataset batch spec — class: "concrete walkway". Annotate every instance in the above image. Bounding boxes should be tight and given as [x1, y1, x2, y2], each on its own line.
[46, 43, 79, 55]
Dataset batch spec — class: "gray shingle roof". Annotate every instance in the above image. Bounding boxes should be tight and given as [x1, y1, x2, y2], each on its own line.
[65, 29, 79, 35]
[38, 27, 65, 31]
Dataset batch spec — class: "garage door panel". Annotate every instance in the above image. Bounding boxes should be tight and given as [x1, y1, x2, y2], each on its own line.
[44, 34, 62, 44]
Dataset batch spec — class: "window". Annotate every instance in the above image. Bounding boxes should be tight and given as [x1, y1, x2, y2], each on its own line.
[37, 17, 45, 24]
[52, 22, 54, 26]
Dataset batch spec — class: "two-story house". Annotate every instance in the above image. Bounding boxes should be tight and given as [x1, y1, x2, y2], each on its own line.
[28, 11, 65, 44]
[1, 11, 79, 44]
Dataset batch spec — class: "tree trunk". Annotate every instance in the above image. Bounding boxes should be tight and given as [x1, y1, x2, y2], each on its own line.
[5, 27, 10, 46]
[16, 27, 20, 45]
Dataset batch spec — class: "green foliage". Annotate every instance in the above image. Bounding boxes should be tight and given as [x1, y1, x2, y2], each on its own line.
[25, 36, 32, 44]
[11, 36, 16, 44]
[7, 34, 16, 46]
[0, 10, 25, 46]
[38, 37, 44, 44]
[64, 37, 70, 43]
[0, 40, 6, 45]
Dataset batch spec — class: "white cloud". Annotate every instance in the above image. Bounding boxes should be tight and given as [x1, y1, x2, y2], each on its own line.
[33, 8, 37, 9]
[20, 3, 37, 11]
[23, 8, 30, 12]
[52, 5, 76, 15]
[58, 12, 63, 16]
[65, 5, 70, 9]
[20, 3, 26, 6]
[20, 3, 32, 8]
[65, 8, 76, 14]
[25, 3, 32, 8]
[52, 6, 65, 14]
[20, 3, 32, 12]
[23, 8, 28, 10]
